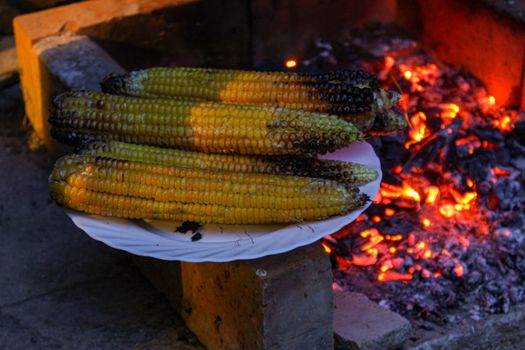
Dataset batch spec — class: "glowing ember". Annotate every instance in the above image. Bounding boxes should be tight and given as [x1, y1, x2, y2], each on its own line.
[425, 186, 439, 204]
[378, 270, 413, 282]
[384, 208, 395, 216]
[440, 103, 460, 119]
[405, 112, 428, 148]
[284, 59, 297, 68]
[422, 218, 431, 227]
[479, 95, 496, 111]
[321, 242, 332, 254]
[492, 167, 510, 176]
[453, 264, 465, 277]
[352, 251, 378, 267]
[380, 182, 421, 202]
[493, 115, 513, 132]
[439, 204, 455, 218]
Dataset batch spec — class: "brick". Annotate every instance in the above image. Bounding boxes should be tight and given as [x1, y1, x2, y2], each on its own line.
[135, 243, 334, 350]
[413, 0, 525, 108]
[333, 291, 411, 350]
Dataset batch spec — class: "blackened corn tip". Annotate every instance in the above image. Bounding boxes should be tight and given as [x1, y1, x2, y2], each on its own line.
[52, 92, 73, 108]
[342, 188, 370, 214]
[100, 73, 128, 94]
[369, 108, 408, 135]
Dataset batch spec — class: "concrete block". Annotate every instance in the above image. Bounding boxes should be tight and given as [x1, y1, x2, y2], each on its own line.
[26, 34, 123, 152]
[333, 291, 411, 350]
[135, 243, 334, 350]
[35, 34, 125, 91]
[13, 0, 191, 146]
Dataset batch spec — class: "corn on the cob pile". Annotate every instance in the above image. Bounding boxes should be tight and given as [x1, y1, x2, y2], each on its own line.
[49, 67, 393, 225]
[50, 155, 368, 224]
[101, 67, 406, 135]
[80, 140, 378, 186]
[50, 91, 360, 155]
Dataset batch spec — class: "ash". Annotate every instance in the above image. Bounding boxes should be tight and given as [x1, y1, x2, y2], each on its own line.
[300, 25, 525, 326]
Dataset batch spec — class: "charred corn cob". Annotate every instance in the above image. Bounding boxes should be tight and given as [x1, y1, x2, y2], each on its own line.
[81, 140, 378, 186]
[101, 67, 406, 134]
[52, 155, 343, 194]
[50, 91, 360, 155]
[50, 155, 369, 224]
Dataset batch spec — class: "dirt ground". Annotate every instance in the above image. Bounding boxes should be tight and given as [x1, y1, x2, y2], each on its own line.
[0, 83, 202, 349]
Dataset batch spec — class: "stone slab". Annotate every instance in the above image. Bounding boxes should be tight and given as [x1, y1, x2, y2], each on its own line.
[408, 303, 525, 350]
[333, 290, 411, 350]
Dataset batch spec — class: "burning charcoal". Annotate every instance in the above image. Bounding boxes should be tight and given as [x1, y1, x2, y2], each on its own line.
[512, 120, 525, 143]
[311, 24, 525, 327]
[509, 287, 525, 304]
[403, 119, 462, 173]
[466, 270, 483, 285]
[493, 179, 524, 211]
[511, 156, 525, 170]
[426, 115, 444, 133]
[453, 75, 471, 92]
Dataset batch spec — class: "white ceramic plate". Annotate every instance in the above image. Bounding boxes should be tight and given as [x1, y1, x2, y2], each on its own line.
[66, 141, 381, 262]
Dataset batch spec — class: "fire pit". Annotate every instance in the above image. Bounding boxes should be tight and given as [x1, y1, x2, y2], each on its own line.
[314, 24, 525, 346]
[13, 0, 525, 349]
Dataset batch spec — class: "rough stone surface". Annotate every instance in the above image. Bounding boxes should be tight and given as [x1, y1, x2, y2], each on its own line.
[333, 290, 411, 350]
[409, 303, 525, 350]
[35, 34, 125, 91]
[0, 84, 202, 349]
[136, 244, 334, 350]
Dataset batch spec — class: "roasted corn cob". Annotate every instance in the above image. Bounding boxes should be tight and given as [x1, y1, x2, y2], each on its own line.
[101, 67, 406, 134]
[50, 91, 360, 155]
[50, 155, 369, 224]
[81, 140, 378, 186]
